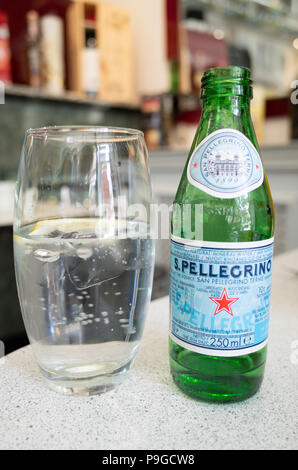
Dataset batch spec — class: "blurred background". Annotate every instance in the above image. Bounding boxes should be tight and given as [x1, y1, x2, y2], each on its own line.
[0, 0, 298, 352]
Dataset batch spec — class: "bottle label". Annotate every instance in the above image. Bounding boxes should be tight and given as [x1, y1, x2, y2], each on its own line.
[187, 129, 264, 198]
[170, 236, 274, 357]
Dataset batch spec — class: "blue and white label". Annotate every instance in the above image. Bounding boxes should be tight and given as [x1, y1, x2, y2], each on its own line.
[170, 236, 274, 357]
[187, 129, 264, 198]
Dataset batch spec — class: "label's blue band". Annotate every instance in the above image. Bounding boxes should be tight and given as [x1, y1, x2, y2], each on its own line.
[170, 238, 273, 357]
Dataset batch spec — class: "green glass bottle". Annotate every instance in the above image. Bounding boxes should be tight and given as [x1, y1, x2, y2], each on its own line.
[169, 66, 274, 403]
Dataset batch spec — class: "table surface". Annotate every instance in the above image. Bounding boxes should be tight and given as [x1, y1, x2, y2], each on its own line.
[1, 249, 298, 450]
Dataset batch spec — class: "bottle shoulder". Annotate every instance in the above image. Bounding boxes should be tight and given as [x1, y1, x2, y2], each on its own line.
[172, 179, 274, 242]
[172, 110, 274, 241]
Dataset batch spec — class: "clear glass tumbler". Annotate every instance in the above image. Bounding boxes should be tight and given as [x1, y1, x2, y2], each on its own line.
[14, 126, 155, 396]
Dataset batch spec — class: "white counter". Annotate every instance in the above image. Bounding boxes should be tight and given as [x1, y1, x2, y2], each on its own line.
[0, 249, 297, 450]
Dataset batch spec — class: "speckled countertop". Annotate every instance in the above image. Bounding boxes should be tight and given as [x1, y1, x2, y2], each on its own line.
[0, 249, 298, 450]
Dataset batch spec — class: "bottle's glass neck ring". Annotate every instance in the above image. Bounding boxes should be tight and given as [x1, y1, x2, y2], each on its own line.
[201, 66, 252, 100]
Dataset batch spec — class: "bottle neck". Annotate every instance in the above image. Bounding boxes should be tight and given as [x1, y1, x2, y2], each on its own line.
[201, 94, 252, 124]
[194, 67, 256, 148]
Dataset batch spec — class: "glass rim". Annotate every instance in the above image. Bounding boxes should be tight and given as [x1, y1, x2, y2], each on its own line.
[25, 125, 144, 142]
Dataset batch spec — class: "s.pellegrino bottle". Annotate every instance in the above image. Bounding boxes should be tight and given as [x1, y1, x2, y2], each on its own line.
[170, 66, 274, 402]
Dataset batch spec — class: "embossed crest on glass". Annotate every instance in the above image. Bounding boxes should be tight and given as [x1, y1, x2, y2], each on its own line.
[14, 126, 155, 396]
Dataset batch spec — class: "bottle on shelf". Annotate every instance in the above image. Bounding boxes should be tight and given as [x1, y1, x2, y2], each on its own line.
[0, 11, 12, 84]
[82, 33, 100, 98]
[26, 10, 41, 87]
[141, 95, 163, 150]
[40, 13, 65, 93]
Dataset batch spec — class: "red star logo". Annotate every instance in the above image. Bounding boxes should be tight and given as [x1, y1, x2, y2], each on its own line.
[193, 162, 198, 167]
[256, 164, 259, 169]
[209, 288, 239, 316]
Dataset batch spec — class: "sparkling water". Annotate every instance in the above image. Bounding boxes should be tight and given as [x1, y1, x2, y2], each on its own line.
[14, 218, 154, 384]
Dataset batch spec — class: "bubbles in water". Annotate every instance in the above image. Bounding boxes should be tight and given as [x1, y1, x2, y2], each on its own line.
[15, 219, 154, 376]
[34, 249, 60, 263]
[71, 304, 82, 316]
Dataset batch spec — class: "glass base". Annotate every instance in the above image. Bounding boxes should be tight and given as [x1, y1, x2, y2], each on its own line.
[40, 361, 132, 397]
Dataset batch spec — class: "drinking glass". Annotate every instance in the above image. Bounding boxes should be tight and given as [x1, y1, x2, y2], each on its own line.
[14, 126, 155, 396]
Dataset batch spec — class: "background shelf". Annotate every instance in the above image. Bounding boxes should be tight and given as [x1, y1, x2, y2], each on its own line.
[5, 84, 140, 110]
